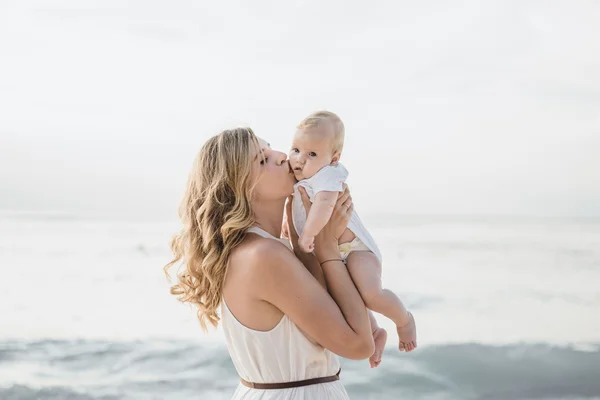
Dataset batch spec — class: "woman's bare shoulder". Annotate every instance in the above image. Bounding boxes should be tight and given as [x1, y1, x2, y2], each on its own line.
[225, 235, 293, 331]
[229, 235, 294, 276]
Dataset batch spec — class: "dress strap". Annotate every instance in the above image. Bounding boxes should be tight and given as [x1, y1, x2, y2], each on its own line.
[246, 226, 292, 251]
[246, 226, 273, 238]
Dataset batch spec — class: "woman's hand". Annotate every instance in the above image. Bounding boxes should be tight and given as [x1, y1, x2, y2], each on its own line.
[285, 185, 353, 258]
[285, 186, 317, 254]
[313, 185, 353, 260]
[320, 184, 353, 240]
[284, 195, 301, 254]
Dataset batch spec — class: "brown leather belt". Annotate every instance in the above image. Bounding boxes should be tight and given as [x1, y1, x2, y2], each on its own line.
[240, 368, 341, 390]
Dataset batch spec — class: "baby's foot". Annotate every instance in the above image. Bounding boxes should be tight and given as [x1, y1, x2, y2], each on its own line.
[369, 327, 387, 368]
[396, 312, 417, 352]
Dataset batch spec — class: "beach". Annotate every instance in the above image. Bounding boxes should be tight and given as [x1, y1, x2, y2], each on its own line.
[1, 212, 599, 399]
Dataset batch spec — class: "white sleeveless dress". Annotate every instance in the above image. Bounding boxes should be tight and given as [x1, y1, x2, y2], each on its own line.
[222, 226, 350, 400]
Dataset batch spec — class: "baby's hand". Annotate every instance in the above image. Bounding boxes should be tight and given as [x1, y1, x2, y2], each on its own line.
[298, 234, 315, 253]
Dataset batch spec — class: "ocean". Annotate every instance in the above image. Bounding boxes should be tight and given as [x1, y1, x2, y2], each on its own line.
[1, 212, 599, 399]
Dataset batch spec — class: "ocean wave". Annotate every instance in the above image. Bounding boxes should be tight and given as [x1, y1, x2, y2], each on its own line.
[0, 384, 119, 400]
[1, 340, 599, 399]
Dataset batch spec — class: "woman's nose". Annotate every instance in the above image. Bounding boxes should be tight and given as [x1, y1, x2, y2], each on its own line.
[274, 151, 287, 165]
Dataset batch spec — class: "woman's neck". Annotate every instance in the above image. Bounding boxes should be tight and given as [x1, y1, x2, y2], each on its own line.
[252, 198, 286, 238]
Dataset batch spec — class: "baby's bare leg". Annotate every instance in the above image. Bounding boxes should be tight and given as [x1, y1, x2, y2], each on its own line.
[346, 251, 417, 352]
[346, 252, 409, 326]
[367, 310, 387, 368]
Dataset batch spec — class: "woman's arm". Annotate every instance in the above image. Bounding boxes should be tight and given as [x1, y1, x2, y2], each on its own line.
[288, 191, 380, 333]
[284, 195, 326, 289]
[297, 191, 338, 252]
[301, 190, 337, 234]
[250, 190, 374, 360]
[289, 196, 380, 335]
[311, 190, 374, 349]
[293, 246, 327, 289]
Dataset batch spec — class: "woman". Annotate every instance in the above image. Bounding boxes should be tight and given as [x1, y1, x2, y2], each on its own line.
[165, 127, 375, 399]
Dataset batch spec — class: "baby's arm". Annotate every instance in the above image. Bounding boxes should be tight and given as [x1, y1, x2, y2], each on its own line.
[298, 190, 338, 252]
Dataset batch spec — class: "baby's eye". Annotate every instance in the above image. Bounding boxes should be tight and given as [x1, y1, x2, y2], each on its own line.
[309, 152, 317, 157]
[292, 148, 299, 153]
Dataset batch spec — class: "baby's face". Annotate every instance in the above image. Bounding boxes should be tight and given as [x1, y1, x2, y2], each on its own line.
[289, 128, 337, 180]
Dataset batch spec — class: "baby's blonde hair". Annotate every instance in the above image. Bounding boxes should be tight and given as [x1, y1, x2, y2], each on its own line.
[297, 110, 345, 153]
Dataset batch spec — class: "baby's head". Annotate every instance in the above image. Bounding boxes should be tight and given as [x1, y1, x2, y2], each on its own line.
[289, 111, 345, 180]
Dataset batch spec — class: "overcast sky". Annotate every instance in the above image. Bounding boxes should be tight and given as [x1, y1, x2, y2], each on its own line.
[1, 0, 599, 219]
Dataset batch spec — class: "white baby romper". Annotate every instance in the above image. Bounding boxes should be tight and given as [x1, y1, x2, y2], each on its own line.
[291, 163, 382, 263]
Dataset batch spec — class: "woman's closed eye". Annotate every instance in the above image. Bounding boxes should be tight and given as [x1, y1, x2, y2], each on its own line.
[260, 157, 269, 165]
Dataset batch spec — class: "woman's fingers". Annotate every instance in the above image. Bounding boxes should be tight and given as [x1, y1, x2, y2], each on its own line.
[334, 184, 352, 221]
[343, 196, 352, 210]
[345, 203, 354, 220]
[285, 195, 299, 242]
[282, 196, 291, 239]
[336, 184, 350, 206]
[281, 221, 289, 239]
[298, 186, 312, 213]
[319, 187, 353, 242]
[285, 194, 293, 217]
[333, 196, 352, 223]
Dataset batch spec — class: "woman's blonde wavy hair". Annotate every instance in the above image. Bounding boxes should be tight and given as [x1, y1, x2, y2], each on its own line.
[165, 127, 261, 330]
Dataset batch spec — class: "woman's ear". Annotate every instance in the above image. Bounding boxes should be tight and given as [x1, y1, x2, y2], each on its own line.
[331, 152, 341, 165]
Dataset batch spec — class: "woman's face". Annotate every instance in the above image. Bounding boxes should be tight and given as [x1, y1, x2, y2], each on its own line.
[251, 137, 297, 201]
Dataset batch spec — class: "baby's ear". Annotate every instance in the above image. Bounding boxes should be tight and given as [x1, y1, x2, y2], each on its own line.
[331, 152, 341, 165]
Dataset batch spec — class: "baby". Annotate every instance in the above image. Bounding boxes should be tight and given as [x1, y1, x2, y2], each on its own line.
[288, 111, 417, 367]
